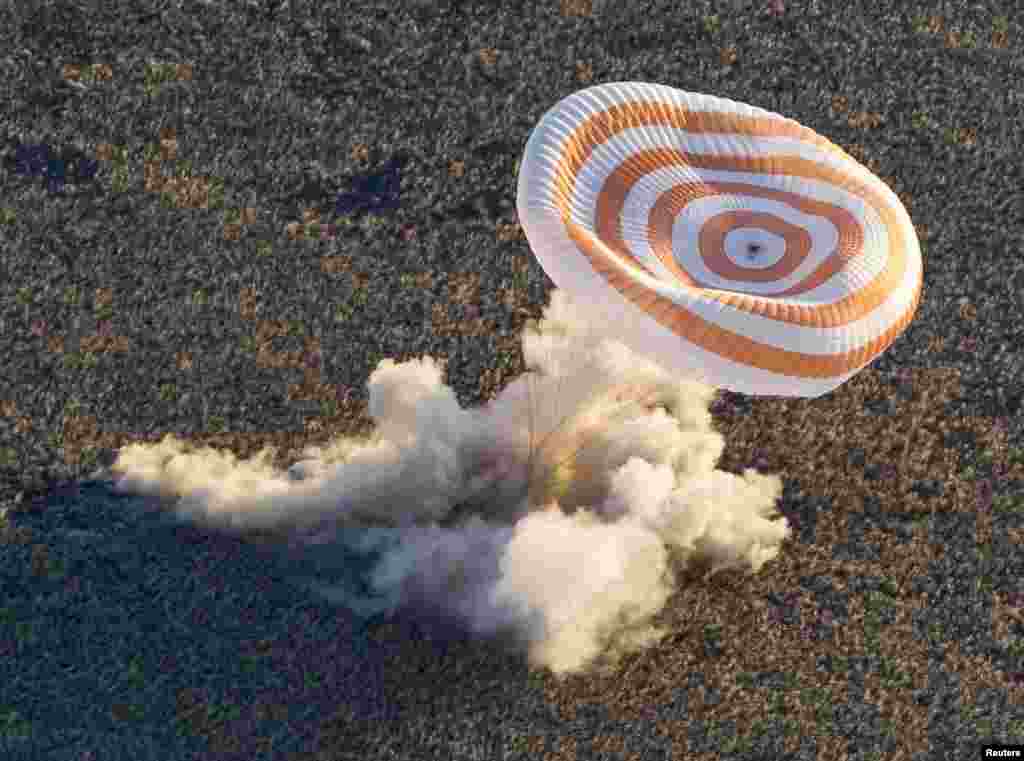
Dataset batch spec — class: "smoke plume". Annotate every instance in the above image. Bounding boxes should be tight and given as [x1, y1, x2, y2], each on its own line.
[108, 290, 790, 675]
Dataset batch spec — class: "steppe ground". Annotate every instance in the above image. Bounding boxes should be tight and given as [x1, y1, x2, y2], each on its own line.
[2, 1, 1024, 760]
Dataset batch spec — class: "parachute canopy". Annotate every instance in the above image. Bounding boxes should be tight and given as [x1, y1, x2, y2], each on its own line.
[515, 82, 922, 397]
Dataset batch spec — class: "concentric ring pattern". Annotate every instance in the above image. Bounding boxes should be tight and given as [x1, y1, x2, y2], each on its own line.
[516, 82, 923, 397]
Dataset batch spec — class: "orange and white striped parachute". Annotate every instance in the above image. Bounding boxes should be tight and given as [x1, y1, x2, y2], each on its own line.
[516, 82, 922, 397]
